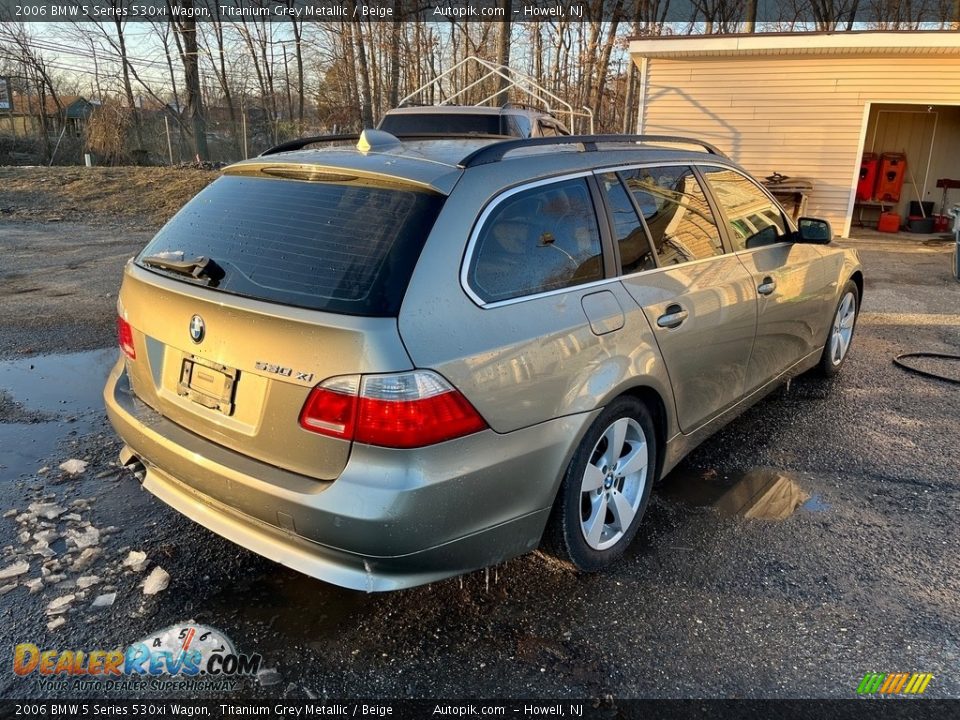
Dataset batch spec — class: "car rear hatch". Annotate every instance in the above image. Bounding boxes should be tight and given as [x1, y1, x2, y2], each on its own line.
[118, 162, 448, 481]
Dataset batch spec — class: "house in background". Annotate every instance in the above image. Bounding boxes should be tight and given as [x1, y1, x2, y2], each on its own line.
[7, 94, 96, 138]
[628, 31, 960, 237]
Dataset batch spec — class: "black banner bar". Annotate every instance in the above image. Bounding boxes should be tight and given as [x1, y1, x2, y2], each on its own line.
[0, 700, 959, 720]
[0, 0, 953, 24]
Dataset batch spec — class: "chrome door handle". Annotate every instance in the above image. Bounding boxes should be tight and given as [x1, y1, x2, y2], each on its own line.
[758, 277, 777, 296]
[657, 305, 688, 329]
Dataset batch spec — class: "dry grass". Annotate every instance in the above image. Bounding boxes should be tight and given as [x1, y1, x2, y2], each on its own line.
[0, 166, 216, 228]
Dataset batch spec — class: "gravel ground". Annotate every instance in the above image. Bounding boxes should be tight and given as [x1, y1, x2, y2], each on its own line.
[0, 218, 957, 701]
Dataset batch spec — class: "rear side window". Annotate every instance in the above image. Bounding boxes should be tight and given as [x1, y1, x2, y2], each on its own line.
[620, 166, 725, 266]
[137, 175, 443, 316]
[598, 172, 657, 275]
[468, 177, 603, 303]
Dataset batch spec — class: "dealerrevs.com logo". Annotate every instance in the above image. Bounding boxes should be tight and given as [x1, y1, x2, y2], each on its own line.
[14, 622, 262, 693]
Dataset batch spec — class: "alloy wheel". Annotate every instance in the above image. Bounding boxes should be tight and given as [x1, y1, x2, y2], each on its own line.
[579, 417, 648, 551]
[830, 291, 857, 365]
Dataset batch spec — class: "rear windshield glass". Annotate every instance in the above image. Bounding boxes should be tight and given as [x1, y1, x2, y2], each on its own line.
[136, 175, 444, 316]
[380, 113, 505, 136]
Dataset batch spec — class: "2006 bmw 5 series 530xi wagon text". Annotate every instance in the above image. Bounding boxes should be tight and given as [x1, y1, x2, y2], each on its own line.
[104, 131, 863, 591]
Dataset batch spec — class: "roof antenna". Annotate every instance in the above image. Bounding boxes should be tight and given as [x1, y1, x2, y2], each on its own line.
[357, 129, 402, 153]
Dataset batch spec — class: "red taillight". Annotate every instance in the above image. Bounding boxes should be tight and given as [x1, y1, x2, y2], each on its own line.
[298, 376, 358, 439]
[299, 371, 487, 449]
[117, 316, 136, 360]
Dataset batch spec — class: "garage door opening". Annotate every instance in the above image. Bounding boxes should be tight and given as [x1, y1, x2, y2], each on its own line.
[850, 102, 960, 236]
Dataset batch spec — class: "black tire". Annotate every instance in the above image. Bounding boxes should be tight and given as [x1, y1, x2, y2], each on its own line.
[817, 279, 860, 377]
[544, 396, 657, 572]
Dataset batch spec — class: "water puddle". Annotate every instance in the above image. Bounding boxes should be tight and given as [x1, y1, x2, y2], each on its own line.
[0, 348, 117, 483]
[800, 493, 831, 513]
[661, 466, 815, 520]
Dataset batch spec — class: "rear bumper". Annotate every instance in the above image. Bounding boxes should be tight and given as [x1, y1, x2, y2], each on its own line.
[104, 358, 593, 591]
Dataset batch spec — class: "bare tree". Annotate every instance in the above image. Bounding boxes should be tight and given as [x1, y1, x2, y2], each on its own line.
[199, 1, 239, 151]
[345, 2, 374, 127]
[494, 0, 512, 102]
[0, 22, 62, 159]
[168, 0, 209, 159]
[70, 2, 146, 159]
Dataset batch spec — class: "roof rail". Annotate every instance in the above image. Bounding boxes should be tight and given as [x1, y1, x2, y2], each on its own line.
[258, 130, 516, 157]
[457, 134, 729, 169]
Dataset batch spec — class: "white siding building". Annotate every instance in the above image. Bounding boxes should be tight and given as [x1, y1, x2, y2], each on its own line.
[628, 32, 960, 237]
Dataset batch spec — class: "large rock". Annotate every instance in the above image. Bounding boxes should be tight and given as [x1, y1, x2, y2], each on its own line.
[66, 526, 100, 550]
[71, 548, 101, 572]
[142, 566, 170, 595]
[47, 617, 66, 631]
[123, 550, 149, 572]
[77, 575, 101, 590]
[257, 668, 283, 688]
[47, 594, 75, 615]
[59, 459, 88, 475]
[91, 592, 116, 608]
[27, 502, 67, 520]
[0, 560, 29, 580]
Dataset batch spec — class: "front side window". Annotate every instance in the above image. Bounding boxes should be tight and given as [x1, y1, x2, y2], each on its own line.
[469, 177, 603, 303]
[700, 166, 789, 251]
[620, 166, 725, 266]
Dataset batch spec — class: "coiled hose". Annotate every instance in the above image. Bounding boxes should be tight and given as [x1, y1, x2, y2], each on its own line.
[893, 352, 960, 385]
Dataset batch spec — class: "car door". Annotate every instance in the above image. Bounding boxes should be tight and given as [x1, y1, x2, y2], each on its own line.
[698, 166, 834, 392]
[601, 166, 757, 434]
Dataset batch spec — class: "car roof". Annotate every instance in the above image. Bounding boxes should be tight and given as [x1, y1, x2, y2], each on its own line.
[227, 138, 495, 194]
[226, 136, 731, 196]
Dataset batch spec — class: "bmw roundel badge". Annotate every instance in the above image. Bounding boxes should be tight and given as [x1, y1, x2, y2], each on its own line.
[189, 314, 205, 344]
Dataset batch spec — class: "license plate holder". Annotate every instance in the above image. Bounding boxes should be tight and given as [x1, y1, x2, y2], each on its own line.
[178, 357, 237, 415]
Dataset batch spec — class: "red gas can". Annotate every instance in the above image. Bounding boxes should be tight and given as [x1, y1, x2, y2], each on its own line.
[857, 153, 879, 201]
[876, 153, 907, 203]
[878, 212, 901, 233]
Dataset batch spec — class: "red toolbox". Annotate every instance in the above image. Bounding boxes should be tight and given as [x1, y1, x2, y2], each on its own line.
[857, 153, 878, 201]
[876, 153, 907, 203]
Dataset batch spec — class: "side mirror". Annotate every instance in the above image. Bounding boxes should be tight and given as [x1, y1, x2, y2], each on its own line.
[796, 217, 833, 244]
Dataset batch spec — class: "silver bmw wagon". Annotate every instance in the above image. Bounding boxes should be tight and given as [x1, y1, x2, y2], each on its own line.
[105, 132, 862, 590]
